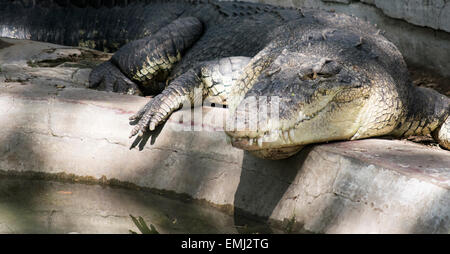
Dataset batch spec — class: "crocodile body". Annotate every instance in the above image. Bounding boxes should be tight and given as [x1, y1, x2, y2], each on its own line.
[1, 0, 449, 159]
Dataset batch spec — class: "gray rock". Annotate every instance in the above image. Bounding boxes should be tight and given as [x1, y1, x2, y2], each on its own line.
[322, 0, 351, 4]
[296, 0, 450, 32]
[30, 48, 82, 64]
[369, 0, 450, 32]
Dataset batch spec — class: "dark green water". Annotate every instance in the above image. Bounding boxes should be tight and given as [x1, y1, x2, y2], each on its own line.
[0, 178, 279, 234]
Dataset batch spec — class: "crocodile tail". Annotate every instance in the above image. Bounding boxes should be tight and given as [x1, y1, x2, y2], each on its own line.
[1, 0, 138, 8]
[0, 0, 159, 51]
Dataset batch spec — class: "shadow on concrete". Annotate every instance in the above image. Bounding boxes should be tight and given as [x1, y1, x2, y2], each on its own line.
[410, 201, 450, 233]
[0, 39, 12, 49]
[408, 184, 450, 233]
[129, 121, 166, 150]
[233, 147, 313, 233]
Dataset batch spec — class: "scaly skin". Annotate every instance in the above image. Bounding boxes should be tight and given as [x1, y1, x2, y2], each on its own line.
[1, 0, 449, 159]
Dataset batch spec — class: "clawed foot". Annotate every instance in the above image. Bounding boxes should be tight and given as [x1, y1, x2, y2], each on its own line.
[88, 61, 142, 95]
[129, 92, 180, 138]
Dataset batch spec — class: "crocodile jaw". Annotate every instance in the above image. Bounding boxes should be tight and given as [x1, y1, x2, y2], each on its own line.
[224, 48, 374, 159]
[227, 89, 369, 159]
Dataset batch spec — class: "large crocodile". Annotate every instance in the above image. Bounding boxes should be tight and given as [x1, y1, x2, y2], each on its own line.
[1, 0, 449, 159]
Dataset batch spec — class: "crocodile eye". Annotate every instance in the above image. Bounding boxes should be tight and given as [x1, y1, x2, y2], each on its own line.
[318, 60, 341, 76]
[298, 59, 341, 81]
[303, 72, 319, 80]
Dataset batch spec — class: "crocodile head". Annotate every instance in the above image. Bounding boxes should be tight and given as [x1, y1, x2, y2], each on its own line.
[226, 49, 372, 159]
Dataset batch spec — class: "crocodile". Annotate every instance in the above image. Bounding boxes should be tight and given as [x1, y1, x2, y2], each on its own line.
[1, 0, 449, 159]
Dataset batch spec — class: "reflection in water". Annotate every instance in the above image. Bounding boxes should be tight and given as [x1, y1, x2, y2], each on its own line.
[0, 177, 278, 234]
[129, 215, 159, 234]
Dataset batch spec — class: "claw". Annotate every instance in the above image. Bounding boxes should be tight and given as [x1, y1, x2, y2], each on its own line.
[129, 110, 145, 121]
[129, 114, 140, 121]
[129, 101, 153, 121]
[129, 124, 143, 138]
[149, 122, 156, 131]
[129, 129, 138, 138]
[129, 86, 186, 139]
[89, 61, 142, 95]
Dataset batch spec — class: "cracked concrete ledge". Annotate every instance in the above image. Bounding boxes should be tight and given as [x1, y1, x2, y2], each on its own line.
[1, 38, 450, 233]
[236, 0, 450, 78]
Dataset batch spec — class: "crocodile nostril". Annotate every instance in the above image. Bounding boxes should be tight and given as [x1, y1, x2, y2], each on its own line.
[305, 72, 318, 80]
[300, 71, 333, 81]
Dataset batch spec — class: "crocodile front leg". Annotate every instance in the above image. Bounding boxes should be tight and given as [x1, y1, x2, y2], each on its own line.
[129, 56, 251, 137]
[434, 116, 450, 149]
[88, 61, 142, 94]
[391, 86, 450, 150]
[88, 17, 203, 95]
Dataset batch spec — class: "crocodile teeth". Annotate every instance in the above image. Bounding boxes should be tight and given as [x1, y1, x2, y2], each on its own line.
[257, 138, 263, 148]
[298, 111, 307, 121]
[289, 129, 295, 140]
[283, 130, 289, 142]
[278, 130, 283, 140]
